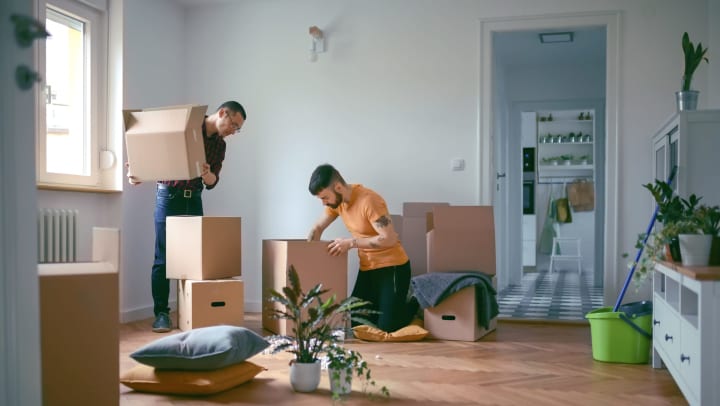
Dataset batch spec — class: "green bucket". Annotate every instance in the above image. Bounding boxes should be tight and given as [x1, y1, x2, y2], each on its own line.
[585, 301, 652, 364]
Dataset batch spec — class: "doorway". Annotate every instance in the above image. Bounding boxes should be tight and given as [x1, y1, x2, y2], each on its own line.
[479, 13, 621, 320]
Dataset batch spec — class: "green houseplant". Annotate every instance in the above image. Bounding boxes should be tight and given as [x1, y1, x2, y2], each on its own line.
[266, 265, 384, 395]
[681, 31, 710, 92]
[626, 179, 701, 285]
[677, 31, 709, 111]
[325, 344, 389, 400]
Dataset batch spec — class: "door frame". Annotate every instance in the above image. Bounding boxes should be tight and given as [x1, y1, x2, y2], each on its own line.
[1, 0, 43, 404]
[479, 11, 620, 304]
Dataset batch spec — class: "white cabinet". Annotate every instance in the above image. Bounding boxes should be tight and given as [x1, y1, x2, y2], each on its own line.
[652, 262, 720, 406]
[652, 110, 720, 206]
[536, 109, 595, 183]
[522, 214, 536, 267]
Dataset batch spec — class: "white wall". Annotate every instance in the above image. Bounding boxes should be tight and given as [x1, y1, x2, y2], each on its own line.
[35, 0, 717, 320]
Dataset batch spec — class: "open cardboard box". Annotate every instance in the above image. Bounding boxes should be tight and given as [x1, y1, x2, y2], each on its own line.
[124, 104, 207, 182]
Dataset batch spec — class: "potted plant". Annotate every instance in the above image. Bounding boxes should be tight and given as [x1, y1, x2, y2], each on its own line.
[677, 204, 720, 266]
[324, 344, 389, 400]
[265, 265, 379, 394]
[677, 31, 709, 111]
[625, 179, 701, 285]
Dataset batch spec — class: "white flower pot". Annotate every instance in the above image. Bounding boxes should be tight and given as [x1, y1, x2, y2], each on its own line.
[679, 234, 713, 266]
[328, 368, 352, 396]
[289, 361, 321, 392]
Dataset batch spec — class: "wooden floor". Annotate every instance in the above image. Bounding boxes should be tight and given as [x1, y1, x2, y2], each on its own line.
[120, 313, 687, 405]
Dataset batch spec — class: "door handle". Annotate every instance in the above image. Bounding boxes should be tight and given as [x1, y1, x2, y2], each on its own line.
[11, 14, 50, 48]
[496, 172, 506, 179]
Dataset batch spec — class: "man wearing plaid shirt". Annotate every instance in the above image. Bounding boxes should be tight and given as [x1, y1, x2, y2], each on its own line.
[127, 101, 246, 332]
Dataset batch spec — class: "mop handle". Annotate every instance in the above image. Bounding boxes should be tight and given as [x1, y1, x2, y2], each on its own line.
[613, 165, 677, 312]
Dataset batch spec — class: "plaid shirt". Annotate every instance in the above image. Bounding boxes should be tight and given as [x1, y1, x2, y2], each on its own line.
[159, 119, 226, 191]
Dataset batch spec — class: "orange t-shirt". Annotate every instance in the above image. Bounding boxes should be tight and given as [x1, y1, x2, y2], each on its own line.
[325, 184, 408, 271]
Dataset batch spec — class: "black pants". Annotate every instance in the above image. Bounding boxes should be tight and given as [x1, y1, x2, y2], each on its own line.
[351, 261, 413, 332]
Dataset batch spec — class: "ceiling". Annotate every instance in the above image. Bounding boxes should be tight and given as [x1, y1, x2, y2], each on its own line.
[493, 27, 606, 68]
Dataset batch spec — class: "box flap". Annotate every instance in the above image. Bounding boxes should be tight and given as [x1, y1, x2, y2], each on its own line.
[427, 206, 494, 232]
[403, 202, 449, 218]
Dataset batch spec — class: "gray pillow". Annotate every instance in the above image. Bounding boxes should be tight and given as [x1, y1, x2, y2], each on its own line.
[131, 325, 269, 370]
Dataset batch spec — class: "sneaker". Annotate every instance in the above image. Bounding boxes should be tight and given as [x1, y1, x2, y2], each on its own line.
[152, 312, 172, 333]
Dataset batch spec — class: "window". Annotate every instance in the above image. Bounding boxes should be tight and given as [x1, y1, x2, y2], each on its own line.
[36, 0, 119, 191]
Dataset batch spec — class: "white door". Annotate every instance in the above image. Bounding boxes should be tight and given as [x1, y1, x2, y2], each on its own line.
[1, 1, 43, 404]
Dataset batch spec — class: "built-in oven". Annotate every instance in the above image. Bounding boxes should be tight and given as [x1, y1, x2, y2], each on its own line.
[522, 148, 535, 214]
[523, 179, 535, 214]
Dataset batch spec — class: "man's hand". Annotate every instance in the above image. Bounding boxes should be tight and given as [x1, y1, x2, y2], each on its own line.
[327, 238, 352, 256]
[125, 162, 141, 185]
[200, 163, 216, 186]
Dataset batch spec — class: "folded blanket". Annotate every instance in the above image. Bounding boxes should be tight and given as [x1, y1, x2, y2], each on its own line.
[411, 272, 498, 330]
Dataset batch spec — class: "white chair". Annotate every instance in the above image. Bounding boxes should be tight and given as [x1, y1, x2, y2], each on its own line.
[549, 237, 582, 274]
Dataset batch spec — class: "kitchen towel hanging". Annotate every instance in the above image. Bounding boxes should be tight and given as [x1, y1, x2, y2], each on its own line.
[555, 184, 572, 223]
[567, 180, 595, 212]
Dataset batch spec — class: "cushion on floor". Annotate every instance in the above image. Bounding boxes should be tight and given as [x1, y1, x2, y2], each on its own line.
[120, 361, 266, 395]
[353, 324, 429, 342]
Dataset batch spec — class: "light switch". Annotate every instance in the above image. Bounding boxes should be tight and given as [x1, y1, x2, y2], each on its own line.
[451, 158, 465, 171]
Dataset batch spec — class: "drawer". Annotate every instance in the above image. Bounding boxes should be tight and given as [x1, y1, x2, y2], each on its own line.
[652, 297, 681, 370]
[678, 321, 700, 401]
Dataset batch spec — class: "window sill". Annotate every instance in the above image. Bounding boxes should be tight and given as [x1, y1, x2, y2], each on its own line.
[37, 182, 122, 193]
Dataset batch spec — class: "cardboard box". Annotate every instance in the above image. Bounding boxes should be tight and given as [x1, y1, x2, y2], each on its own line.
[391, 214, 403, 241]
[426, 206, 496, 275]
[166, 216, 242, 280]
[178, 278, 244, 331]
[262, 239, 348, 335]
[402, 202, 449, 276]
[424, 278, 498, 341]
[39, 265, 119, 406]
[124, 104, 207, 182]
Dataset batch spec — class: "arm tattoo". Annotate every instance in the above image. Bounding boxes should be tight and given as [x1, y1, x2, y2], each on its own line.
[374, 215, 390, 228]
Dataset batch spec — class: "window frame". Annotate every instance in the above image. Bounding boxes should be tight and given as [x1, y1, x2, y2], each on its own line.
[36, 0, 119, 192]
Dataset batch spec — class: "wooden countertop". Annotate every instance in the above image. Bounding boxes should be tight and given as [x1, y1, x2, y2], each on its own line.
[657, 260, 720, 281]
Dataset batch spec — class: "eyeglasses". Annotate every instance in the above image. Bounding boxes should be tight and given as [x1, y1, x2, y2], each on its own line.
[225, 109, 243, 133]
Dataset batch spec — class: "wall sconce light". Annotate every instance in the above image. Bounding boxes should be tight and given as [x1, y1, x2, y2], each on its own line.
[308, 25, 325, 62]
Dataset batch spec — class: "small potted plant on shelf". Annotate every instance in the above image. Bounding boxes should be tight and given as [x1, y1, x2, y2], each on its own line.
[677, 31, 709, 111]
[677, 204, 720, 266]
[265, 265, 384, 395]
[324, 344, 389, 400]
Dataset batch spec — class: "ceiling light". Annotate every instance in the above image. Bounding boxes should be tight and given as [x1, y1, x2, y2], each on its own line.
[539, 32, 574, 44]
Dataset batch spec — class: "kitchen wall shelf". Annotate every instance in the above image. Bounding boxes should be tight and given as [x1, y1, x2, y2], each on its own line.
[537, 109, 595, 183]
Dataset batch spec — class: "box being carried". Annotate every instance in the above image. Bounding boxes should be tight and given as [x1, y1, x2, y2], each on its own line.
[166, 216, 242, 280]
[178, 278, 244, 331]
[123, 104, 207, 182]
[262, 240, 348, 335]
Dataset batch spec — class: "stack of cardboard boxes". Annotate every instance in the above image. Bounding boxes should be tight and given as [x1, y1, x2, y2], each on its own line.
[262, 240, 348, 335]
[167, 216, 244, 331]
[404, 204, 498, 341]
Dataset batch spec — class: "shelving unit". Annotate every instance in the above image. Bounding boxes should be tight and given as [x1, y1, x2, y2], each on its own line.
[536, 109, 595, 184]
[652, 110, 720, 206]
[652, 261, 720, 406]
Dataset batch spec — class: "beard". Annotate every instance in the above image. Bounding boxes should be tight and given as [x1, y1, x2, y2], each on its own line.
[325, 190, 344, 209]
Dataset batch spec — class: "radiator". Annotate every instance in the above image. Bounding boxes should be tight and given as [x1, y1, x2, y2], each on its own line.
[38, 208, 78, 263]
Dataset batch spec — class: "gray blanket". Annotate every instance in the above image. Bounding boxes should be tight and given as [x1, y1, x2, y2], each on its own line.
[411, 272, 499, 330]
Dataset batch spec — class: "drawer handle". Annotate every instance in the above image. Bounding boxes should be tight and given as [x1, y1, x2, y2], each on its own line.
[653, 319, 660, 326]
[681, 354, 690, 363]
[665, 334, 673, 342]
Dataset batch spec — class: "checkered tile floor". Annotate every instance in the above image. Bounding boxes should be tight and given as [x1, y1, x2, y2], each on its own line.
[497, 270, 604, 321]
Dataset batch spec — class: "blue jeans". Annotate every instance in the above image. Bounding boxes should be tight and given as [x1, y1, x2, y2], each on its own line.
[152, 185, 203, 316]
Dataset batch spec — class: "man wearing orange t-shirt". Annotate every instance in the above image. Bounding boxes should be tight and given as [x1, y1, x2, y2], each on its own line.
[307, 164, 417, 332]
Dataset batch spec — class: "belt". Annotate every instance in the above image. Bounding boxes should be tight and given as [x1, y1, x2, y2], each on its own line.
[157, 183, 202, 198]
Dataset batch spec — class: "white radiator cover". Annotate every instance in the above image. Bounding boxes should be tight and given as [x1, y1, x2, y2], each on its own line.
[38, 208, 78, 263]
